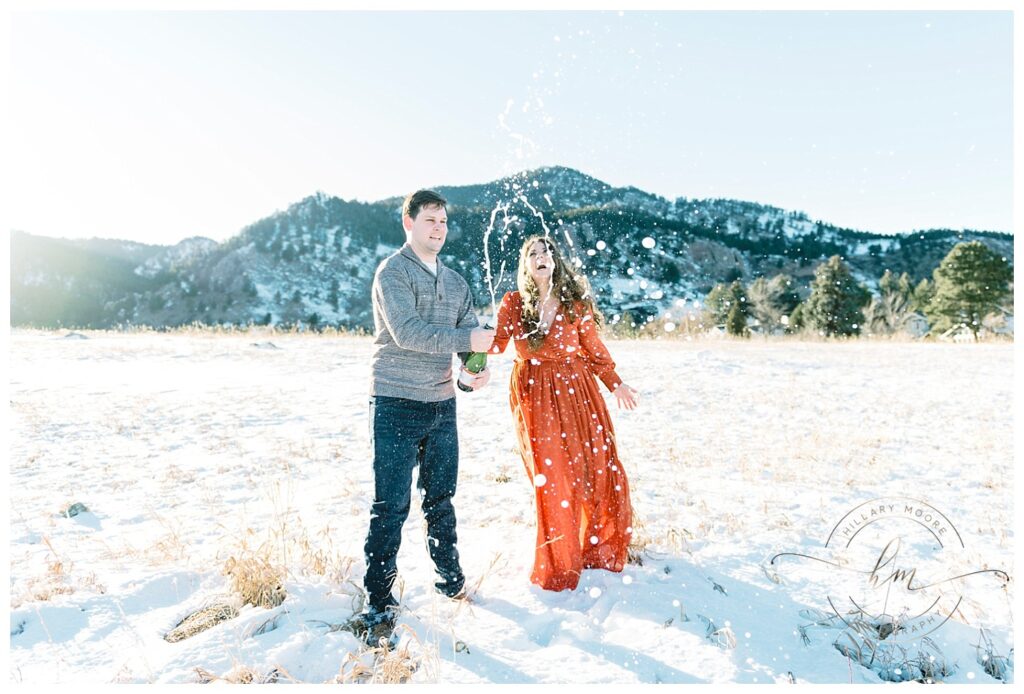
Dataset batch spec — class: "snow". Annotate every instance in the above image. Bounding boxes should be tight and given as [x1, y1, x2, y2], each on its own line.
[853, 238, 896, 255]
[8, 331, 1014, 684]
[782, 220, 816, 240]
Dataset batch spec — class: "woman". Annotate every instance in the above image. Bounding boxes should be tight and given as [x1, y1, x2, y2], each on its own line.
[491, 235, 640, 591]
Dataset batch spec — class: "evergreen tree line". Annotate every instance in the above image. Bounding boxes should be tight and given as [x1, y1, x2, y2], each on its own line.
[702, 241, 1013, 340]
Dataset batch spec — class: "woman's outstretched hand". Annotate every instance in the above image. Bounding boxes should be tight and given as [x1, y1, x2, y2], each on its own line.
[612, 383, 639, 410]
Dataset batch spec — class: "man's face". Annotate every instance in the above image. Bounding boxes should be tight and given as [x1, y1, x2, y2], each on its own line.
[404, 203, 447, 257]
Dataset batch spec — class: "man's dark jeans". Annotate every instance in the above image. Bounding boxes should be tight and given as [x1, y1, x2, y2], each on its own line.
[364, 395, 464, 613]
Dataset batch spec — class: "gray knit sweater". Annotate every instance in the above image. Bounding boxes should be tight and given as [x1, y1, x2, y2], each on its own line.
[370, 244, 479, 402]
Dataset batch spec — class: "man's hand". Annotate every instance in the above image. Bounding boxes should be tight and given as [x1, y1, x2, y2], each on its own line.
[461, 366, 491, 391]
[612, 383, 640, 410]
[470, 327, 495, 352]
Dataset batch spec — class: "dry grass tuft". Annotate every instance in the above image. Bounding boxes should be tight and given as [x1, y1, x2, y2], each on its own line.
[194, 664, 296, 684]
[164, 602, 239, 643]
[245, 609, 288, 638]
[223, 553, 287, 609]
[663, 526, 696, 554]
[295, 524, 356, 586]
[830, 615, 959, 683]
[627, 513, 654, 566]
[697, 613, 737, 649]
[467, 552, 504, 596]
[11, 536, 106, 608]
[975, 628, 1011, 681]
[99, 322, 370, 338]
[140, 509, 192, 564]
[146, 533, 189, 563]
[335, 625, 421, 684]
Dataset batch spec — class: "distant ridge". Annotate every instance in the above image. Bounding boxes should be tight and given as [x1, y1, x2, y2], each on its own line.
[10, 167, 1013, 329]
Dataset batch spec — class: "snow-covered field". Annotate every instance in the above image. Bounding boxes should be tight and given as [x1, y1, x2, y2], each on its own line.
[8, 330, 1014, 684]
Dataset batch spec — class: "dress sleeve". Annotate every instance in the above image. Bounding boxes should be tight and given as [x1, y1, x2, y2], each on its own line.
[576, 305, 623, 392]
[490, 291, 517, 355]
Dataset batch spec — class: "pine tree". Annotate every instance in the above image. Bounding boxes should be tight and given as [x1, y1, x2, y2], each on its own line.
[241, 275, 259, 298]
[328, 281, 340, 311]
[702, 284, 729, 325]
[726, 303, 748, 337]
[925, 241, 1013, 339]
[771, 274, 801, 313]
[621, 310, 639, 331]
[803, 255, 871, 336]
[912, 278, 934, 313]
[789, 302, 806, 332]
[658, 260, 682, 284]
[703, 280, 748, 326]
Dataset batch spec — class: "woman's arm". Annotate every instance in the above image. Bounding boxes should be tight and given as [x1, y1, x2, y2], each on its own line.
[489, 291, 518, 355]
[576, 308, 623, 392]
[577, 310, 640, 409]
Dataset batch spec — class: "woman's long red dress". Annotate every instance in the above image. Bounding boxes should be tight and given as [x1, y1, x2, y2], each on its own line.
[492, 291, 633, 591]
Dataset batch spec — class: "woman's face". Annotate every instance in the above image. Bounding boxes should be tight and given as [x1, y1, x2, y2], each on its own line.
[525, 240, 555, 285]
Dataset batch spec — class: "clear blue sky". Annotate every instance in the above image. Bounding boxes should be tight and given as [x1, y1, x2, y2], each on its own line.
[9, 10, 1013, 245]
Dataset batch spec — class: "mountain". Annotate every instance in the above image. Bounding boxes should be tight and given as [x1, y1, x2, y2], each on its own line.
[11, 231, 166, 328]
[8, 167, 1014, 329]
[134, 237, 219, 278]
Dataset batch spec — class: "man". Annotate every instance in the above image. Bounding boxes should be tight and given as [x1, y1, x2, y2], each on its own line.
[354, 189, 494, 645]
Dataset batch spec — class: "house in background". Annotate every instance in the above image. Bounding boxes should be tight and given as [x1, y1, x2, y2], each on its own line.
[899, 312, 930, 338]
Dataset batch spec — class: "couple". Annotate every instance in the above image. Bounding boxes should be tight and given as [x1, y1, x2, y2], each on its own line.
[355, 189, 639, 644]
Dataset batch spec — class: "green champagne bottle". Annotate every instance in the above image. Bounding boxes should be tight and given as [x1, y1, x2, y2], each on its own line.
[457, 322, 492, 392]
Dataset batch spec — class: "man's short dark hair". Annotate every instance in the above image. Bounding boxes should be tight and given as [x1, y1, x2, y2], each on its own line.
[403, 189, 447, 220]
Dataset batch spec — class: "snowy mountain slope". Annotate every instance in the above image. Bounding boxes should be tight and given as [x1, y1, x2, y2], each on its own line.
[9, 168, 1014, 329]
[133, 237, 218, 278]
